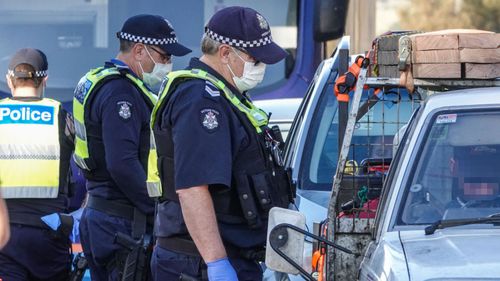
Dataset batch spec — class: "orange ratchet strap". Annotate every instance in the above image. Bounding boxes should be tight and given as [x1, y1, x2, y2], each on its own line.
[334, 56, 370, 102]
[311, 222, 328, 281]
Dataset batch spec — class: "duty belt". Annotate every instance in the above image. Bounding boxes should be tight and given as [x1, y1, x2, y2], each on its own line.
[156, 236, 201, 257]
[9, 212, 74, 239]
[86, 195, 153, 239]
[9, 213, 50, 229]
[156, 236, 266, 262]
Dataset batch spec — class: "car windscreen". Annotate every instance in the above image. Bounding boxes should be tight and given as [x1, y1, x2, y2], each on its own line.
[399, 110, 500, 225]
[0, 0, 297, 102]
[299, 87, 417, 191]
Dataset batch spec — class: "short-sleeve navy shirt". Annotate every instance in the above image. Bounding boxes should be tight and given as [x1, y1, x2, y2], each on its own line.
[155, 58, 268, 248]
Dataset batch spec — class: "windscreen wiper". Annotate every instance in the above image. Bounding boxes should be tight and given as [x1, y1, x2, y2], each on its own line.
[425, 213, 500, 235]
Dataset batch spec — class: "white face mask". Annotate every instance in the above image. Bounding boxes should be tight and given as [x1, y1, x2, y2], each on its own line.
[227, 48, 266, 92]
[140, 47, 172, 93]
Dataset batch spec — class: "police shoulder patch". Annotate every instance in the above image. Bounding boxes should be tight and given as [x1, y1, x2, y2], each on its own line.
[200, 108, 220, 132]
[117, 101, 132, 120]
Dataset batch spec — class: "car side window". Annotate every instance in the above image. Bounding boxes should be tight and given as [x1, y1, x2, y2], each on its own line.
[299, 87, 418, 191]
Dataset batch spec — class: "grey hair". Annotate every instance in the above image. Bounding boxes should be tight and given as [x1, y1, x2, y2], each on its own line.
[119, 39, 137, 53]
[201, 34, 223, 55]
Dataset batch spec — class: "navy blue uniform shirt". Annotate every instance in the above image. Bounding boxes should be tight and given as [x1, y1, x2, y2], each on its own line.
[86, 59, 154, 215]
[155, 58, 267, 248]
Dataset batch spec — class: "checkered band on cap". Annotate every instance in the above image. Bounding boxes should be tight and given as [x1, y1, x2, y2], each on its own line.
[117, 31, 178, 45]
[205, 28, 272, 48]
[7, 69, 48, 78]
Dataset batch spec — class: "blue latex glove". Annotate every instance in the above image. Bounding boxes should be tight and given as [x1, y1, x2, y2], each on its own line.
[69, 208, 83, 243]
[41, 213, 61, 231]
[41, 208, 84, 243]
[207, 257, 238, 281]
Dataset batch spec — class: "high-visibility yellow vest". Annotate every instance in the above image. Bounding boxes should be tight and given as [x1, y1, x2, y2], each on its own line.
[0, 98, 61, 199]
[146, 69, 269, 197]
[72, 67, 159, 183]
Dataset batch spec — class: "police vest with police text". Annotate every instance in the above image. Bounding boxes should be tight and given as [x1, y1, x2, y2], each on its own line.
[73, 66, 159, 181]
[149, 69, 294, 229]
[0, 98, 62, 199]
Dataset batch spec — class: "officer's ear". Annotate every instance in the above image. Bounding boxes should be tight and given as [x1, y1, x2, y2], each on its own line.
[132, 43, 146, 61]
[219, 45, 231, 65]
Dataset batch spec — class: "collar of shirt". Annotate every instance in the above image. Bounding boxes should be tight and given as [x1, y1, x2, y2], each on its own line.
[10, 96, 43, 102]
[187, 57, 246, 102]
[105, 59, 141, 79]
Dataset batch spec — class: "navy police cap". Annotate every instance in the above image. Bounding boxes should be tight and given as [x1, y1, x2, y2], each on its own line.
[8, 48, 48, 78]
[117, 14, 192, 57]
[205, 6, 287, 64]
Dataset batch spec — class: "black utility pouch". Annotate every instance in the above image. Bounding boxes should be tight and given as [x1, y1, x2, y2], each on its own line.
[250, 172, 273, 213]
[235, 173, 262, 229]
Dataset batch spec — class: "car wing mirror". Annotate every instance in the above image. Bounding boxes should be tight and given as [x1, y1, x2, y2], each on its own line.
[265, 207, 306, 275]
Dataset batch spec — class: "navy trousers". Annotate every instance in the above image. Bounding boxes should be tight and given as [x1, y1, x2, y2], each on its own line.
[150, 245, 263, 281]
[79, 208, 131, 281]
[0, 224, 71, 281]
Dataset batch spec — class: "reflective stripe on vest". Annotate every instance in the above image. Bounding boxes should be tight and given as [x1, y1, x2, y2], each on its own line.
[0, 98, 61, 199]
[146, 131, 162, 197]
[147, 69, 269, 197]
[73, 66, 158, 171]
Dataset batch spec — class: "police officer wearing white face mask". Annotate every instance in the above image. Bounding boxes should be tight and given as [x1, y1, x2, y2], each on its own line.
[72, 14, 191, 281]
[149, 6, 294, 281]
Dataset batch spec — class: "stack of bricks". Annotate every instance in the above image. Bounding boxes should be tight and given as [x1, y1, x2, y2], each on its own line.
[409, 30, 500, 79]
[370, 31, 420, 78]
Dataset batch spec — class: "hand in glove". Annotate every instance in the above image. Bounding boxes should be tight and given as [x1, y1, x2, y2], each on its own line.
[207, 257, 238, 281]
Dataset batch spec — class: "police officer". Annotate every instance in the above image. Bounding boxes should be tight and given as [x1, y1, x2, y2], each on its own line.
[73, 14, 191, 280]
[149, 6, 293, 281]
[0, 48, 75, 281]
